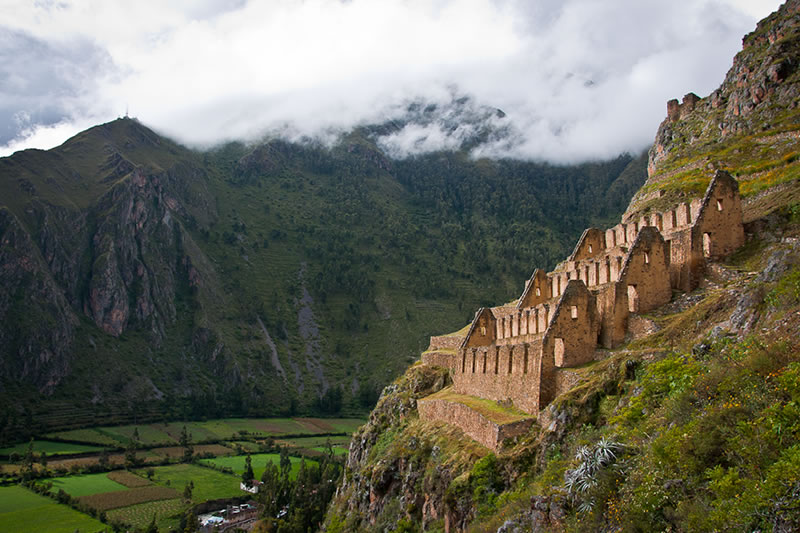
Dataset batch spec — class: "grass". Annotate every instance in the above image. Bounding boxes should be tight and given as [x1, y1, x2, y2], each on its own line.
[44, 429, 123, 447]
[422, 387, 533, 425]
[106, 498, 185, 531]
[43, 417, 367, 448]
[0, 486, 107, 533]
[46, 472, 129, 497]
[139, 463, 245, 502]
[96, 424, 176, 446]
[0, 440, 104, 456]
[199, 453, 315, 480]
[279, 435, 351, 448]
[313, 446, 349, 456]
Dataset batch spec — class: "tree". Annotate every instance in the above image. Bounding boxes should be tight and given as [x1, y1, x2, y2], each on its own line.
[98, 448, 110, 470]
[180, 425, 194, 463]
[144, 513, 158, 533]
[124, 440, 138, 470]
[180, 508, 198, 533]
[279, 447, 292, 480]
[183, 480, 194, 501]
[132, 427, 140, 446]
[21, 438, 35, 481]
[242, 454, 255, 485]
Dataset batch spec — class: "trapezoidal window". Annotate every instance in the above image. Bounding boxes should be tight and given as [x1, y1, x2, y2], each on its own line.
[570, 305, 578, 319]
[628, 284, 639, 313]
[588, 244, 593, 254]
[481, 326, 486, 336]
[716, 199, 723, 211]
[554, 337, 565, 367]
[535, 287, 541, 297]
[644, 252, 650, 265]
[523, 347, 529, 374]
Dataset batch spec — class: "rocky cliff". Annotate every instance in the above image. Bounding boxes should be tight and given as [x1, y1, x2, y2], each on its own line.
[626, 0, 800, 222]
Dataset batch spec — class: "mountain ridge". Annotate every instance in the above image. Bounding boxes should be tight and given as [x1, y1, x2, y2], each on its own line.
[0, 111, 647, 439]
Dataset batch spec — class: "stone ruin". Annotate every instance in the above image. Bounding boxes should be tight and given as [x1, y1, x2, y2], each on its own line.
[418, 170, 745, 449]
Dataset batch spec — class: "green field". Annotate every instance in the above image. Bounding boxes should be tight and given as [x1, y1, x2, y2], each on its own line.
[47, 472, 128, 497]
[280, 435, 351, 448]
[0, 486, 107, 533]
[0, 440, 104, 456]
[199, 453, 314, 480]
[313, 446, 349, 456]
[140, 463, 245, 502]
[106, 498, 185, 531]
[44, 429, 122, 447]
[44, 417, 366, 447]
[93, 424, 176, 446]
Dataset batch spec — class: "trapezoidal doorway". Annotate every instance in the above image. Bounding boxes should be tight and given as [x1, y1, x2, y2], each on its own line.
[628, 284, 640, 313]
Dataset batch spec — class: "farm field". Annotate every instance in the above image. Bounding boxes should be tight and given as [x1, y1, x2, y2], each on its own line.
[79, 485, 179, 511]
[47, 472, 128, 497]
[279, 435, 351, 448]
[0, 486, 107, 533]
[106, 498, 185, 531]
[44, 428, 122, 447]
[314, 445, 349, 456]
[141, 463, 245, 502]
[45, 417, 365, 447]
[0, 440, 104, 456]
[200, 453, 314, 480]
[227, 440, 261, 452]
[151, 443, 234, 458]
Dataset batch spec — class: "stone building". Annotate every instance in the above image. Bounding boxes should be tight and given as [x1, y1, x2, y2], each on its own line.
[418, 170, 744, 449]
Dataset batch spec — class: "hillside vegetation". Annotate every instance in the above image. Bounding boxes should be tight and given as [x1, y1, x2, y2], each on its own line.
[0, 111, 646, 438]
[325, 2, 800, 531]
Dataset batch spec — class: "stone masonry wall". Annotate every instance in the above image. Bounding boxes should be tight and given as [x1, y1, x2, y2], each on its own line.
[453, 342, 543, 414]
[421, 351, 457, 370]
[417, 397, 535, 451]
[428, 335, 463, 351]
[419, 170, 745, 444]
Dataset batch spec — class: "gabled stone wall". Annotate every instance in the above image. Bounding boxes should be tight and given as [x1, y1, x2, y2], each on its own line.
[419, 170, 745, 440]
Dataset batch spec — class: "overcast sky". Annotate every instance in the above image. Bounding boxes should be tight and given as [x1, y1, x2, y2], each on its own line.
[0, 0, 784, 162]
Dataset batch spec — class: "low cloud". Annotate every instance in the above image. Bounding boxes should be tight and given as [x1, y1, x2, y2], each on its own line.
[0, 0, 784, 161]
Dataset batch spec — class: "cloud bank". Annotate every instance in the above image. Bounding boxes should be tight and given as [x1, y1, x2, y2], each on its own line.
[0, 0, 784, 162]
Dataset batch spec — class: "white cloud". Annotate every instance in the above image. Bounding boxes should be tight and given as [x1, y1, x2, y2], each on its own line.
[0, 0, 785, 161]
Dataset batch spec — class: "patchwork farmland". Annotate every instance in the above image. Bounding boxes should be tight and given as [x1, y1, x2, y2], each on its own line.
[0, 416, 362, 531]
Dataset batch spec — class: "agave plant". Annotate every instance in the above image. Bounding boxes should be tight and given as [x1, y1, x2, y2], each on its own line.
[563, 437, 626, 513]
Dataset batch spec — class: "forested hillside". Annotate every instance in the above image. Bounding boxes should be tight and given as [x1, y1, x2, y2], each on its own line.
[0, 116, 646, 439]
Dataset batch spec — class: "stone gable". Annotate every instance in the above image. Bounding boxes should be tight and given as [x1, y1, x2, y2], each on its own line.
[418, 170, 745, 448]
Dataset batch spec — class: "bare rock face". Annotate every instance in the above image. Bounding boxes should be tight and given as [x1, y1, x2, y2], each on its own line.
[632, 0, 800, 216]
[85, 168, 181, 338]
[0, 208, 77, 393]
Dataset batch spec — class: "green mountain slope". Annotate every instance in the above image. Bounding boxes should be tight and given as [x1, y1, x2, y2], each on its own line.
[0, 116, 646, 438]
[325, 2, 800, 532]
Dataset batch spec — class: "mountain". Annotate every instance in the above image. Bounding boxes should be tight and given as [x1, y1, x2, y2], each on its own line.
[0, 106, 647, 438]
[324, 2, 800, 532]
